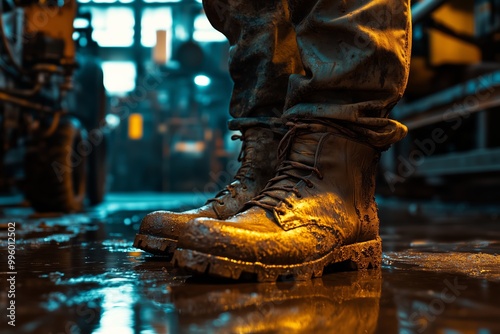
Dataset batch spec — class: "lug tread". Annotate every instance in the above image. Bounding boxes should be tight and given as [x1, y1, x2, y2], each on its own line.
[173, 237, 382, 282]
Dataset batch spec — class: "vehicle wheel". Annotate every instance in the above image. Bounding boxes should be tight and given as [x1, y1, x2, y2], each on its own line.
[24, 116, 86, 213]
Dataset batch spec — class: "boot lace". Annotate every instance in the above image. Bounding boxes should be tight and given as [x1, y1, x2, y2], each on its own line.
[206, 133, 255, 205]
[248, 123, 323, 214]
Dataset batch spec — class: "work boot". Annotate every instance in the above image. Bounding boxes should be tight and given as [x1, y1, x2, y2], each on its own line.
[134, 119, 285, 256]
[173, 120, 407, 281]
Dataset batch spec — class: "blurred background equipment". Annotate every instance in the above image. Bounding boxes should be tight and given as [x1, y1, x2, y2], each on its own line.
[1, 0, 499, 214]
[1, 0, 235, 212]
[78, 0, 234, 193]
[378, 0, 500, 206]
[0, 0, 107, 212]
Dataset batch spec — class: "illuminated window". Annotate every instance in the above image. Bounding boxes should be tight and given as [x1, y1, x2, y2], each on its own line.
[85, 7, 134, 47]
[141, 7, 173, 47]
[143, 0, 181, 3]
[193, 14, 227, 42]
[102, 61, 136, 95]
[77, 0, 134, 2]
[73, 18, 90, 29]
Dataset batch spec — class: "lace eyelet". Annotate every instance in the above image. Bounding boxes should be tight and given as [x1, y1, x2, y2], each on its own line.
[276, 209, 285, 215]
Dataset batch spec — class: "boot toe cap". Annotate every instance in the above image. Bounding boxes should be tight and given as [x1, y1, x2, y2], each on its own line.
[138, 205, 220, 239]
[138, 210, 192, 239]
[177, 211, 326, 265]
[177, 217, 247, 259]
[138, 211, 173, 237]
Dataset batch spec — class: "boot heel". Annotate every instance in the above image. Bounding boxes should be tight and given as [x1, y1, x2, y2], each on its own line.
[346, 237, 382, 270]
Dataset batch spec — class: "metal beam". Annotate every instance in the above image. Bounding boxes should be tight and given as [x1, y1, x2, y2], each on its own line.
[411, 0, 448, 24]
[415, 148, 500, 176]
[393, 70, 500, 130]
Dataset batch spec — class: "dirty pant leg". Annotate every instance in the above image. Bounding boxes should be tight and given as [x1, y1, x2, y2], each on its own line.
[203, 0, 304, 124]
[285, 0, 412, 147]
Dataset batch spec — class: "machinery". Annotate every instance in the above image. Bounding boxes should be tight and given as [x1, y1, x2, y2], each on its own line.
[378, 0, 500, 204]
[0, 0, 106, 212]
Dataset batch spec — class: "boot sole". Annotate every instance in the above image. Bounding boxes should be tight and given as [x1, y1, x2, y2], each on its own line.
[173, 237, 382, 282]
[133, 234, 177, 257]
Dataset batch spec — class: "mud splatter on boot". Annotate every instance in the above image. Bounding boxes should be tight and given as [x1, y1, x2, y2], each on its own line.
[174, 120, 406, 281]
[134, 120, 285, 256]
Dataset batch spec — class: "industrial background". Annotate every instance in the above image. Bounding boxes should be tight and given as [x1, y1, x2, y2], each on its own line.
[0, 0, 499, 333]
[1, 0, 499, 211]
[2, 0, 500, 213]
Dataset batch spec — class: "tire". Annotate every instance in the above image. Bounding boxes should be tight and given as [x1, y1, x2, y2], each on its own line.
[24, 116, 86, 213]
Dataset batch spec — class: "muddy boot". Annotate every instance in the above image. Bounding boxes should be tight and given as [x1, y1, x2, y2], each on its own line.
[134, 119, 285, 256]
[173, 120, 407, 281]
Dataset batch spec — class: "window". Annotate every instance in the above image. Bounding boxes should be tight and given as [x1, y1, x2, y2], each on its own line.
[143, 0, 181, 3]
[141, 7, 173, 47]
[78, 0, 135, 2]
[193, 13, 226, 42]
[102, 61, 136, 95]
[85, 7, 135, 47]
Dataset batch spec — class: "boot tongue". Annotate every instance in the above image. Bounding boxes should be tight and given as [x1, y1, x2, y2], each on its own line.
[287, 132, 322, 172]
[256, 131, 323, 207]
[207, 128, 261, 203]
[237, 127, 272, 180]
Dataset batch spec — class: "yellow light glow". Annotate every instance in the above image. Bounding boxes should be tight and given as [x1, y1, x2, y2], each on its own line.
[128, 113, 143, 140]
[173, 141, 205, 153]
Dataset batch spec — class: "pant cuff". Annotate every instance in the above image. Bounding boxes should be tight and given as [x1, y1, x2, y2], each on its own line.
[228, 117, 286, 133]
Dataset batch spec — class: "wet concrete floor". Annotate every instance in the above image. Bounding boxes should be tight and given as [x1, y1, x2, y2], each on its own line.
[1, 194, 500, 333]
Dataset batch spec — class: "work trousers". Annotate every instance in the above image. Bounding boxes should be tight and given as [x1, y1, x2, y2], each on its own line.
[204, 0, 411, 146]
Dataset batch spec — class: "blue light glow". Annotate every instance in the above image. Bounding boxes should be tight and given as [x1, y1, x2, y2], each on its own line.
[194, 75, 211, 87]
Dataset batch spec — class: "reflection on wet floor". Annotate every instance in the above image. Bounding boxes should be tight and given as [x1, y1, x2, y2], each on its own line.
[1, 195, 500, 333]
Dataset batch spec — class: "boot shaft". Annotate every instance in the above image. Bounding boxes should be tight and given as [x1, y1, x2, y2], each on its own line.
[279, 123, 381, 242]
[242, 127, 282, 172]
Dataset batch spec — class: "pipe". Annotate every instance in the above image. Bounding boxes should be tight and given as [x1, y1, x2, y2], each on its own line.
[0, 91, 55, 113]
